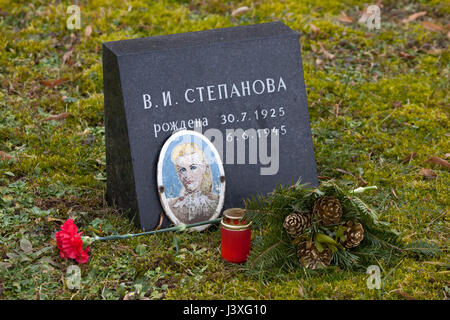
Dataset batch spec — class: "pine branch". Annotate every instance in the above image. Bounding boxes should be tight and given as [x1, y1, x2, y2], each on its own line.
[363, 229, 402, 251]
[332, 249, 361, 270]
[402, 240, 442, 258]
[320, 181, 347, 200]
[243, 180, 439, 276]
[247, 239, 296, 272]
[249, 240, 283, 267]
[352, 246, 400, 267]
[345, 196, 386, 227]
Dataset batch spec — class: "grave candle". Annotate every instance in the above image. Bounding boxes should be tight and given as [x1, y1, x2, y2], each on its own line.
[220, 208, 252, 263]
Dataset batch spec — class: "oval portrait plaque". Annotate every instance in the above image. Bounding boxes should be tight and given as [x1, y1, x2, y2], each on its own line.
[157, 130, 225, 231]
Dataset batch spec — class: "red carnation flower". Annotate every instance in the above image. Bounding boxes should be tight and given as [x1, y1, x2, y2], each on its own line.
[56, 219, 90, 264]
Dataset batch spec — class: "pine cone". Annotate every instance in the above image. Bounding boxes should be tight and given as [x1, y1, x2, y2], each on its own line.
[297, 241, 332, 269]
[313, 196, 343, 225]
[283, 213, 311, 238]
[342, 220, 364, 248]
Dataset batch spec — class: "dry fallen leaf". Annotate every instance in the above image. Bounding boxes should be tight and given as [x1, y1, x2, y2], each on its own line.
[399, 51, 415, 60]
[123, 292, 136, 300]
[418, 168, 437, 179]
[84, 25, 93, 38]
[42, 112, 70, 122]
[358, 7, 369, 24]
[41, 78, 67, 88]
[0, 151, 14, 161]
[391, 188, 399, 200]
[339, 11, 354, 24]
[335, 168, 353, 176]
[401, 152, 416, 163]
[315, 57, 323, 66]
[318, 41, 335, 60]
[394, 289, 417, 300]
[77, 128, 91, 136]
[309, 23, 320, 36]
[358, 6, 379, 24]
[231, 6, 249, 18]
[421, 21, 445, 32]
[402, 11, 427, 23]
[426, 156, 450, 169]
[62, 49, 73, 65]
[428, 48, 443, 55]
[298, 285, 304, 297]
[46, 217, 65, 223]
[0, 262, 12, 269]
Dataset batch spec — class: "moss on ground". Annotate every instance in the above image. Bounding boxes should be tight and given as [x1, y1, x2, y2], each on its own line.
[0, 0, 448, 299]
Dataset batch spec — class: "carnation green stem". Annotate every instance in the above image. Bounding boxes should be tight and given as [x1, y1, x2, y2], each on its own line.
[90, 218, 222, 242]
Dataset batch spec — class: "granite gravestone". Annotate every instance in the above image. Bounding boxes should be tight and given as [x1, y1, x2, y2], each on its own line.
[103, 21, 318, 230]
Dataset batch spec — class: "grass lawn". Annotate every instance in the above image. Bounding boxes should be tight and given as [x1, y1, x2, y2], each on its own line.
[0, 0, 448, 299]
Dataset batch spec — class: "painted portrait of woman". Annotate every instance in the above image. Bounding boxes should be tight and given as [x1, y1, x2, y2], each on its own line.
[157, 131, 225, 230]
[169, 142, 219, 223]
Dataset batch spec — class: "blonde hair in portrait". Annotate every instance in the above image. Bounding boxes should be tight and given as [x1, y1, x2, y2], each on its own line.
[171, 142, 213, 195]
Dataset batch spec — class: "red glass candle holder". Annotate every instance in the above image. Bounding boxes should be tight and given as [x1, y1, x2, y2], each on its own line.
[220, 208, 252, 263]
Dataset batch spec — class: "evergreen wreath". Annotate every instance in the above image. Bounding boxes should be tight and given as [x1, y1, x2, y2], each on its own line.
[243, 180, 441, 276]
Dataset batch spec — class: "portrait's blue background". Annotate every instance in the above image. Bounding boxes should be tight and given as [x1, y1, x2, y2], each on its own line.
[162, 134, 222, 199]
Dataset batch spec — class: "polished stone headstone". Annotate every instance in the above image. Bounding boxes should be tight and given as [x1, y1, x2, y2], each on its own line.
[103, 21, 318, 230]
